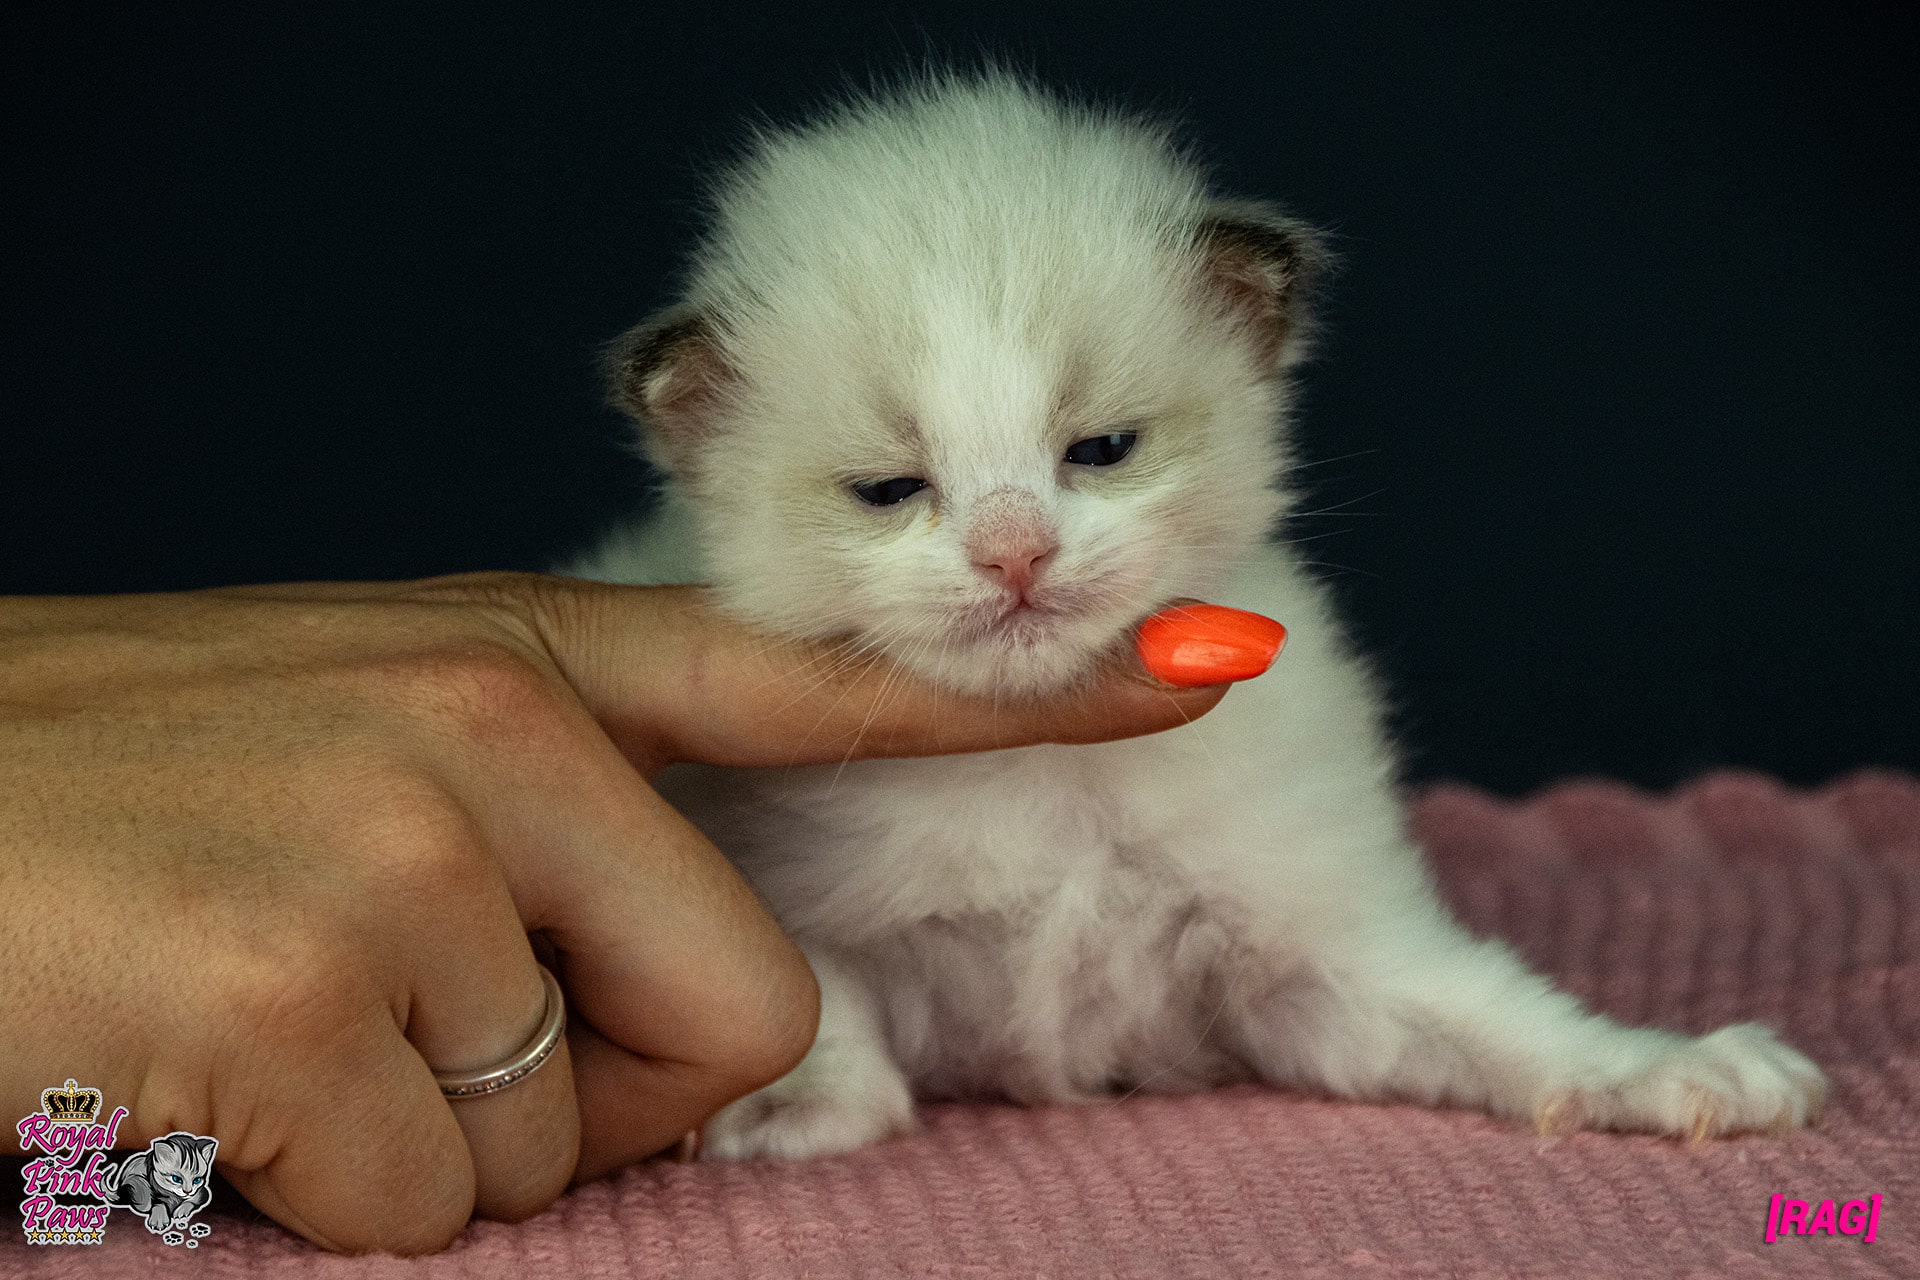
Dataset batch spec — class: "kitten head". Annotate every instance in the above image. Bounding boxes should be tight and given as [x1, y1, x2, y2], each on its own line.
[609, 72, 1326, 696]
[148, 1133, 216, 1197]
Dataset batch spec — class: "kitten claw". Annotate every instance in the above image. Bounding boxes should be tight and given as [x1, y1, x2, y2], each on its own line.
[1684, 1089, 1720, 1145]
[1534, 1093, 1584, 1137]
[1536, 1023, 1823, 1141]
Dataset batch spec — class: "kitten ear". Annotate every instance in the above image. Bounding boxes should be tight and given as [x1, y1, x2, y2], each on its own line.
[1191, 203, 1332, 372]
[604, 309, 737, 473]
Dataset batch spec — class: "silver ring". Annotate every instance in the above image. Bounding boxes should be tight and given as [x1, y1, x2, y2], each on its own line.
[434, 965, 566, 1099]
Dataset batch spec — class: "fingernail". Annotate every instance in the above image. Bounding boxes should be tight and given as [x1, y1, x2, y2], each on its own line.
[1135, 604, 1287, 688]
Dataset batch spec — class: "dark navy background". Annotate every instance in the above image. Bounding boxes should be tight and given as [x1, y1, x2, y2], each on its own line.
[4, 4, 1913, 794]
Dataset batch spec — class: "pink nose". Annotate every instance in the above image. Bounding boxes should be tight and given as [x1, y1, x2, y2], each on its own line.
[974, 542, 1055, 596]
[966, 488, 1059, 601]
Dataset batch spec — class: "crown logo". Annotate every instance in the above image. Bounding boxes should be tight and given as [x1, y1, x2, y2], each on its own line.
[41, 1079, 102, 1124]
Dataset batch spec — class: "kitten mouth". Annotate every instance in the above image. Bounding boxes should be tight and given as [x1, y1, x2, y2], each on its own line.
[915, 583, 1144, 693]
[999, 597, 1055, 621]
[946, 574, 1138, 653]
[949, 596, 1065, 644]
[964, 584, 1112, 645]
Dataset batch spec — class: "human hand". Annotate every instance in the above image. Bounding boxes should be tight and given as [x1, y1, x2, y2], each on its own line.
[0, 572, 1229, 1253]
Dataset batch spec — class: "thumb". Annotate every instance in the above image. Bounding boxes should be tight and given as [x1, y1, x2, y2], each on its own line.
[525, 581, 1233, 774]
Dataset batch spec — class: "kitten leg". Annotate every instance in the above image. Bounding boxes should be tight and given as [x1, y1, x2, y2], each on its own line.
[1231, 905, 1826, 1139]
[170, 1192, 204, 1231]
[701, 948, 915, 1160]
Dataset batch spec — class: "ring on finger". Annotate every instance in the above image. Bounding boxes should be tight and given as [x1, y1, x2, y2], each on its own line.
[433, 965, 566, 1099]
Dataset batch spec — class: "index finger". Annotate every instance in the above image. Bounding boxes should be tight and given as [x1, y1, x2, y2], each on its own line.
[446, 697, 821, 1181]
[529, 581, 1231, 773]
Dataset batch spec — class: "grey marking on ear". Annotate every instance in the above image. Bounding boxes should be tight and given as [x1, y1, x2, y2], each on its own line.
[1192, 205, 1332, 372]
[603, 310, 736, 472]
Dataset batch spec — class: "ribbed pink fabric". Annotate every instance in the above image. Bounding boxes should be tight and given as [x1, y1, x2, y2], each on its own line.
[10, 770, 1915, 1278]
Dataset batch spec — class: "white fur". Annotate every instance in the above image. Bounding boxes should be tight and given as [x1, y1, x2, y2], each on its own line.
[569, 71, 1824, 1158]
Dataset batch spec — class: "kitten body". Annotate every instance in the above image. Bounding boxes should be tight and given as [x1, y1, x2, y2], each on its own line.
[572, 72, 1824, 1158]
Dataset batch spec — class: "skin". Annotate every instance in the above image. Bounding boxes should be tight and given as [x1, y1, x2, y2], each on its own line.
[0, 571, 1228, 1255]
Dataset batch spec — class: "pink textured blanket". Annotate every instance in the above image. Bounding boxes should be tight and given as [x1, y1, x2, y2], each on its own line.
[11, 771, 1916, 1278]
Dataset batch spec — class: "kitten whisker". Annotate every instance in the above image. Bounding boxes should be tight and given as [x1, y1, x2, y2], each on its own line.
[762, 635, 890, 718]
[823, 627, 938, 795]
[1298, 559, 1382, 581]
[778, 623, 922, 770]
[1287, 487, 1388, 518]
[1278, 447, 1380, 475]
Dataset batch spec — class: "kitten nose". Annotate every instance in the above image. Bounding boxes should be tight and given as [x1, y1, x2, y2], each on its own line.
[966, 488, 1059, 601]
[974, 542, 1056, 597]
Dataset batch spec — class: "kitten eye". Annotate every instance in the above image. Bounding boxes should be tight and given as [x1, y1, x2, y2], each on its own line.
[1063, 432, 1136, 466]
[851, 477, 928, 506]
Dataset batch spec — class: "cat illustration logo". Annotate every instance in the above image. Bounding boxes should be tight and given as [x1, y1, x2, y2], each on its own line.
[16, 1078, 216, 1248]
[102, 1132, 219, 1246]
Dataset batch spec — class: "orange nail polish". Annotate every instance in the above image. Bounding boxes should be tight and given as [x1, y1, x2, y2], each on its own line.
[1136, 604, 1288, 687]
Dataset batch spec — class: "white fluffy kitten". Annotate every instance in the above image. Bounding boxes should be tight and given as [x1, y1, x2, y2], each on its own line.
[570, 71, 1824, 1159]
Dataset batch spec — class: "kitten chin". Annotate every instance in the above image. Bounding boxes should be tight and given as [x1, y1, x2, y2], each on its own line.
[572, 67, 1825, 1160]
[858, 604, 1156, 700]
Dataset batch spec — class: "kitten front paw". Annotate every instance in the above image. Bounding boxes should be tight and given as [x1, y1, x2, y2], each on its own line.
[1536, 1023, 1826, 1141]
[701, 1070, 915, 1161]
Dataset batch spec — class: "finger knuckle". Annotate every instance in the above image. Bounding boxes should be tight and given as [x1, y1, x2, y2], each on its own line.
[343, 782, 494, 904]
[383, 1200, 472, 1257]
[704, 950, 822, 1093]
[314, 1116, 473, 1255]
[347, 1128, 474, 1256]
[476, 1121, 578, 1224]
[364, 1205, 469, 1258]
[221, 927, 379, 1061]
[388, 641, 561, 741]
